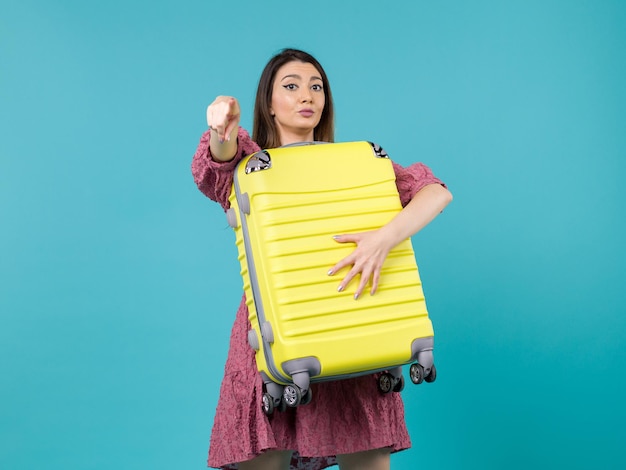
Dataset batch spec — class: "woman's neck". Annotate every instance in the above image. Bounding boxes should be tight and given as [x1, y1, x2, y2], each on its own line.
[279, 129, 315, 147]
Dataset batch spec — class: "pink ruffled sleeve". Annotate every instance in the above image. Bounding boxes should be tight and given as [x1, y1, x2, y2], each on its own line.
[191, 127, 261, 211]
[392, 161, 447, 208]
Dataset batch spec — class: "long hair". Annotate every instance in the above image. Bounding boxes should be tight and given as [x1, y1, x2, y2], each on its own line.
[252, 48, 335, 148]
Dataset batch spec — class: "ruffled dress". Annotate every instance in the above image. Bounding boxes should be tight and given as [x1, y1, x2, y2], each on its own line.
[191, 128, 445, 469]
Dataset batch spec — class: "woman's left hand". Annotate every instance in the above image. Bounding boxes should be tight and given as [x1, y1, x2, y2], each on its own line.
[328, 230, 394, 300]
[327, 183, 452, 300]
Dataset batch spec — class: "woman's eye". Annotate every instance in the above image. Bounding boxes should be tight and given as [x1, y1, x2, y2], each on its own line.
[312, 84, 323, 91]
[283, 84, 298, 90]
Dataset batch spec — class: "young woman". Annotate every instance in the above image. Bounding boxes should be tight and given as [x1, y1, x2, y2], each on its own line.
[192, 48, 452, 470]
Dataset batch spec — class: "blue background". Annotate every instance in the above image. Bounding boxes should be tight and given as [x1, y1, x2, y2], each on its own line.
[2, 1, 625, 469]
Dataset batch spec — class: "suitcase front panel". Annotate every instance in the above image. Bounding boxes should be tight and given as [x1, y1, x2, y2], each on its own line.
[230, 142, 433, 384]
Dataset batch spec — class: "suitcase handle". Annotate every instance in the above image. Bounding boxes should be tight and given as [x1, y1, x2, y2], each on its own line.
[279, 141, 329, 148]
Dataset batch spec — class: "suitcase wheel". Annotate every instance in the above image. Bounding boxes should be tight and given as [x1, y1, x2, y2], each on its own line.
[378, 372, 396, 394]
[300, 387, 313, 406]
[393, 375, 405, 393]
[278, 397, 288, 412]
[425, 364, 437, 383]
[282, 384, 312, 408]
[262, 393, 274, 415]
[409, 363, 425, 384]
[283, 384, 302, 407]
[262, 392, 286, 416]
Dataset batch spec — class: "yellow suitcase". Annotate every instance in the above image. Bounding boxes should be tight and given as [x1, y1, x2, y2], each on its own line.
[226, 141, 436, 414]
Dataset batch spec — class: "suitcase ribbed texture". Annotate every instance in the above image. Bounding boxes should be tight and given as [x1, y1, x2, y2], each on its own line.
[229, 142, 433, 385]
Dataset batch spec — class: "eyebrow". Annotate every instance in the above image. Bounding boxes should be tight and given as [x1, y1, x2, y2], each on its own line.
[280, 74, 323, 82]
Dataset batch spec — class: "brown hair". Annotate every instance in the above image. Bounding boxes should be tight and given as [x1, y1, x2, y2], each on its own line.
[252, 48, 335, 148]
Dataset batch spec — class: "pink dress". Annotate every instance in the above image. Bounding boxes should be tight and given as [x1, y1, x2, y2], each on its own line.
[191, 128, 445, 469]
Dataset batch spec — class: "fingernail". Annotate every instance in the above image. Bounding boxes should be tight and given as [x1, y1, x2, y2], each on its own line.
[332, 235, 340, 240]
[327, 269, 334, 276]
[354, 293, 360, 300]
[337, 285, 344, 292]
[219, 138, 225, 144]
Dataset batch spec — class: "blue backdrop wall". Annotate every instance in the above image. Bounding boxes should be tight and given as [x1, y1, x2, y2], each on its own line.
[1, 1, 624, 469]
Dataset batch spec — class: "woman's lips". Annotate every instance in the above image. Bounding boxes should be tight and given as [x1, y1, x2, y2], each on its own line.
[299, 109, 314, 117]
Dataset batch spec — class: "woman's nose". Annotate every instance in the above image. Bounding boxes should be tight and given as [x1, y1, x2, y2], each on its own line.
[300, 89, 312, 102]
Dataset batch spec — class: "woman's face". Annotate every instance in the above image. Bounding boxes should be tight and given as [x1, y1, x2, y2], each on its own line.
[270, 60, 325, 145]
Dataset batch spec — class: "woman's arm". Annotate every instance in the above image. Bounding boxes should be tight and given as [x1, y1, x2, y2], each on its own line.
[329, 183, 453, 299]
[191, 126, 261, 210]
[377, 183, 453, 246]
